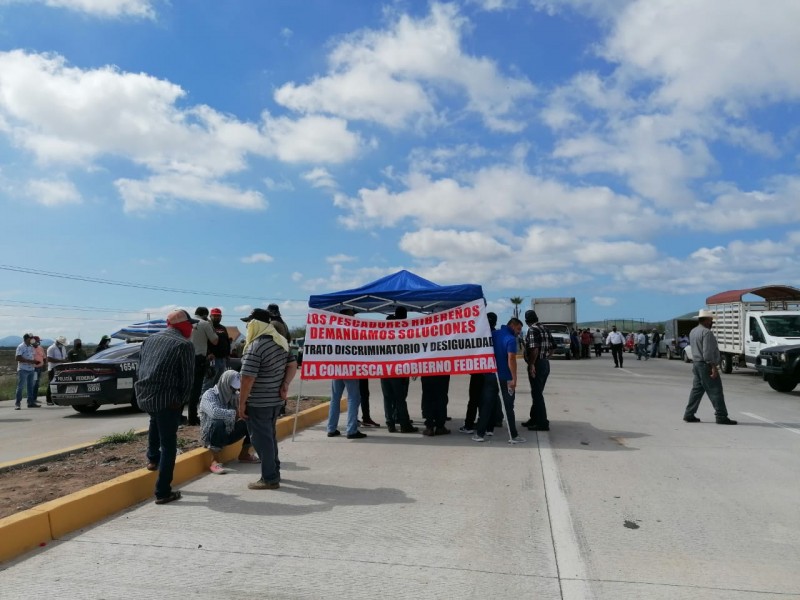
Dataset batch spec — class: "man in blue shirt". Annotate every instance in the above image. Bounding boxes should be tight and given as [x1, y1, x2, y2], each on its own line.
[488, 318, 525, 444]
[15, 333, 39, 409]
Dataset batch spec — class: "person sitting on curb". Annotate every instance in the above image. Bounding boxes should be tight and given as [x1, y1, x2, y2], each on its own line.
[199, 369, 261, 474]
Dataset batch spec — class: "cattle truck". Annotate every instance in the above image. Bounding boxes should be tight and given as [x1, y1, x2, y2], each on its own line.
[531, 297, 577, 359]
[706, 286, 800, 391]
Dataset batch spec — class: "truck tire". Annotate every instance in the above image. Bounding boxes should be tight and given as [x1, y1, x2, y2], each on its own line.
[720, 354, 733, 374]
[766, 374, 798, 393]
[666, 347, 674, 360]
[682, 349, 691, 363]
[73, 403, 99, 414]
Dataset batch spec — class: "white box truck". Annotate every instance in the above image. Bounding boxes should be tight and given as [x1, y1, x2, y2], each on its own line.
[532, 297, 577, 359]
[705, 286, 800, 390]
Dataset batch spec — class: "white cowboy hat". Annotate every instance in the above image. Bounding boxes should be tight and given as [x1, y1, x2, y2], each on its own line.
[697, 309, 715, 319]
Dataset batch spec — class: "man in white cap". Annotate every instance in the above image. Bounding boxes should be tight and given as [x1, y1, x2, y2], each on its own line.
[46, 336, 70, 405]
[683, 310, 737, 425]
[135, 309, 197, 504]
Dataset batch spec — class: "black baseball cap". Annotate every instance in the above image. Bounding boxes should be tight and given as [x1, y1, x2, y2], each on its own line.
[241, 308, 271, 324]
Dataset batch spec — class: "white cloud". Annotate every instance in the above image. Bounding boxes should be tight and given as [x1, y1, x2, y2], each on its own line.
[116, 174, 265, 212]
[234, 305, 252, 313]
[303, 167, 337, 190]
[4, 0, 156, 19]
[0, 50, 361, 211]
[400, 228, 512, 261]
[290, 272, 303, 282]
[25, 178, 81, 206]
[325, 254, 356, 264]
[240, 253, 274, 264]
[593, 296, 617, 307]
[274, 3, 535, 132]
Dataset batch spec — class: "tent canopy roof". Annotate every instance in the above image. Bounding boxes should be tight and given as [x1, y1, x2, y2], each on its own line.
[308, 269, 484, 315]
[706, 285, 800, 305]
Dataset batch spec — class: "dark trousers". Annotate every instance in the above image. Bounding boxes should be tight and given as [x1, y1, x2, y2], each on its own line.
[206, 419, 250, 453]
[581, 343, 590, 358]
[146, 407, 182, 500]
[381, 377, 411, 427]
[476, 375, 501, 436]
[684, 362, 729, 419]
[189, 355, 207, 422]
[594, 343, 602, 357]
[421, 375, 450, 428]
[528, 358, 550, 428]
[359, 378, 372, 420]
[246, 405, 281, 483]
[498, 378, 518, 438]
[611, 343, 624, 367]
[464, 373, 483, 428]
[46, 369, 55, 403]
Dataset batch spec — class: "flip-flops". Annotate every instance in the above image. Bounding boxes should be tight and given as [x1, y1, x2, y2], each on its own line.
[154, 491, 181, 505]
[209, 463, 227, 474]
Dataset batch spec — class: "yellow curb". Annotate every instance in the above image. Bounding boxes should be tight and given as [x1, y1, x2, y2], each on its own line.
[0, 398, 341, 565]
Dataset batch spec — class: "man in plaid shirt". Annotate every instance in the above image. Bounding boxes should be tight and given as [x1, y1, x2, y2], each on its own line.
[523, 310, 553, 432]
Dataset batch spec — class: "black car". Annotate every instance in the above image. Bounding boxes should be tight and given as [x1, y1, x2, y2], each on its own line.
[51, 343, 142, 413]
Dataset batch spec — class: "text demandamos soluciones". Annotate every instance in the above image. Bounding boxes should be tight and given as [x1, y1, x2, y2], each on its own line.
[305, 356, 496, 378]
[308, 321, 477, 341]
[304, 337, 494, 356]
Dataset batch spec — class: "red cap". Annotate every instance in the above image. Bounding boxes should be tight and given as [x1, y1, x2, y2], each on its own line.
[210, 308, 222, 316]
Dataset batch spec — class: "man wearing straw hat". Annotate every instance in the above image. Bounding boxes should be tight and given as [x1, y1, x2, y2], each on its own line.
[683, 309, 737, 425]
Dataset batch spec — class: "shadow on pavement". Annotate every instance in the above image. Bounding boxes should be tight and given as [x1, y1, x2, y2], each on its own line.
[184, 480, 414, 516]
[0, 418, 31, 423]
[62, 406, 143, 419]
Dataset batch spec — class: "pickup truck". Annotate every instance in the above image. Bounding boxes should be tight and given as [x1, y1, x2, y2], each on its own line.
[756, 345, 800, 392]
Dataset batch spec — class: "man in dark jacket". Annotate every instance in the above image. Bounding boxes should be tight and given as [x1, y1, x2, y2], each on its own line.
[203, 307, 231, 393]
[135, 309, 196, 504]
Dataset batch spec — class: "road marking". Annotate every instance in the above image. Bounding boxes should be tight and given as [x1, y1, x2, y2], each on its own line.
[740, 412, 800, 436]
[617, 367, 644, 377]
[537, 432, 594, 600]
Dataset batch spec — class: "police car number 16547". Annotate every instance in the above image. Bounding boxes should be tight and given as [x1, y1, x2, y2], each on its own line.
[119, 362, 137, 372]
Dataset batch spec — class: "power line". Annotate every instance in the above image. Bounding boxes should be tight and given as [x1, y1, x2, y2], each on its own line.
[0, 300, 144, 314]
[0, 264, 273, 302]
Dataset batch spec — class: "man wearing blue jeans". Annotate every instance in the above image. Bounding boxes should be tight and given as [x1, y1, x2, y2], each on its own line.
[15, 334, 39, 409]
[238, 308, 298, 490]
[135, 309, 197, 504]
[327, 378, 366, 439]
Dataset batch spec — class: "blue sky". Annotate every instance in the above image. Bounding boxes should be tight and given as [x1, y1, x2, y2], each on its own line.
[1, 0, 799, 342]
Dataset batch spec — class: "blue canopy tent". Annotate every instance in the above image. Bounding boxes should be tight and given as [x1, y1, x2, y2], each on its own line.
[307, 269, 484, 315]
[111, 319, 167, 341]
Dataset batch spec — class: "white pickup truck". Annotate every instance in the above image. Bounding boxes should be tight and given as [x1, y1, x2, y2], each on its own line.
[704, 286, 800, 387]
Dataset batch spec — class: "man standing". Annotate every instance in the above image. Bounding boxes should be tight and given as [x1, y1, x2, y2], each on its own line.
[266, 303, 291, 342]
[189, 307, 218, 425]
[46, 336, 70, 405]
[593, 329, 604, 357]
[202, 308, 230, 393]
[67, 339, 87, 362]
[238, 308, 298, 490]
[636, 330, 649, 360]
[94, 335, 111, 355]
[650, 329, 661, 358]
[380, 307, 418, 433]
[606, 326, 625, 368]
[683, 310, 737, 425]
[327, 309, 366, 440]
[421, 375, 451, 437]
[31, 336, 47, 392]
[522, 310, 553, 432]
[135, 309, 196, 504]
[15, 334, 39, 409]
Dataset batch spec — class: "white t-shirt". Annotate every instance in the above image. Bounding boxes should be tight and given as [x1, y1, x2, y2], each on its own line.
[47, 343, 68, 371]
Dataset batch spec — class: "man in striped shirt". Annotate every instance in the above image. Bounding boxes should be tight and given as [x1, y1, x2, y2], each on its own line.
[238, 308, 297, 490]
[135, 309, 197, 504]
[523, 310, 554, 432]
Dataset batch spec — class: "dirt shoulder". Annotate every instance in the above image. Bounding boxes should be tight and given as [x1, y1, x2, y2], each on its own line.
[0, 397, 326, 520]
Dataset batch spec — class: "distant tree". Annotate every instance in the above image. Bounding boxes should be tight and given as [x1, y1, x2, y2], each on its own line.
[510, 296, 524, 319]
[289, 326, 306, 340]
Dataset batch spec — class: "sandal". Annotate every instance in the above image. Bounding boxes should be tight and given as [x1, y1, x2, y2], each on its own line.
[238, 454, 261, 464]
[209, 463, 227, 474]
[154, 491, 182, 505]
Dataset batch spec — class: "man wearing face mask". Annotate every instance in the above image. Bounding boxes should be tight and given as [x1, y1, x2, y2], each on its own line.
[68, 339, 87, 362]
[135, 309, 196, 505]
[202, 308, 230, 394]
[189, 307, 219, 426]
[46, 336, 70, 405]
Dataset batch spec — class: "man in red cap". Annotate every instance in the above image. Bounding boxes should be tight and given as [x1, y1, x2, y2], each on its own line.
[135, 309, 196, 504]
[202, 308, 231, 394]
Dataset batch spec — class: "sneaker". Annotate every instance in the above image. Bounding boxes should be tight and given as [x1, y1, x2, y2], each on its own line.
[361, 418, 381, 428]
[386, 423, 398, 433]
[716, 417, 738, 425]
[471, 434, 485, 442]
[485, 431, 494, 437]
[520, 420, 534, 428]
[248, 479, 279, 490]
[434, 426, 451, 436]
[209, 463, 227, 474]
[347, 431, 367, 439]
[683, 415, 701, 423]
[508, 436, 526, 444]
[422, 427, 435, 437]
[14, 405, 20, 410]
[458, 425, 475, 434]
[28, 403, 42, 408]
[327, 430, 341, 437]
[399, 424, 419, 433]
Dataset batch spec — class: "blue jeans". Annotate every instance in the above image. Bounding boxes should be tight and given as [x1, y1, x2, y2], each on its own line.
[685, 362, 729, 419]
[246, 405, 281, 483]
[146, 407, 182, 500]
[636, 343, 648, 359]
[206, 419, 250, 453]
[16, 370, 36, 407]
[328, 379, 360, 435]
[527, 358, 550, 428]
